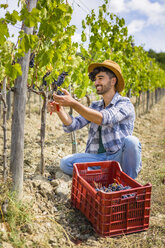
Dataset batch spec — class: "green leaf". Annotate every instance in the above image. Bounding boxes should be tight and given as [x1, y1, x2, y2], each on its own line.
[19, 34, 38, 53]
[81, 31, 87, 42]
[5, 63, 22, 80]
[38, 49, 54, 68]
[95, 41, 102, 49]
[99, 7, 103, 18]
[82, 20, 86, 29]
[16, 48, 25, 58]
[0, 19, 9, 45]
[22, 7, 40, 27]
[0, 4, 8, 9]
[5, 10, 20, 24]
[29, 34, 38, 49]
[40, 7, 47, 19]
[102, 4, 106, 12]
[20, 7, 29, 21]
[57, 4, 67, 12]
[13, 63, 22, 76]
[20, 34, 30, 53]
[119, 18, 125, 27]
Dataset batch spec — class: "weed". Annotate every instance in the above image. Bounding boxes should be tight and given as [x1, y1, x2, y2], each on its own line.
[0, 182, 33, 248]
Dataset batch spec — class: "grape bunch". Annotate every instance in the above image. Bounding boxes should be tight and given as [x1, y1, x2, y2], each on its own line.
[51, 71, 68, 95]
[94, 182, 131, 192]
[12, 59, 16, 65]
[57, 90, 64, 95]
[57, 71, 68, 86]
[94, 181, 135, 198]
[42, 71, 51, 86]
[29, 53, 35, 68]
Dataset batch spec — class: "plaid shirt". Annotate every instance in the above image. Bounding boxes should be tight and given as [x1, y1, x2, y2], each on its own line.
[63, 92, 135, 154]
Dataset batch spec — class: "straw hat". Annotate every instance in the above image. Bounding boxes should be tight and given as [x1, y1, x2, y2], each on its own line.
[88, 60, 125, 92]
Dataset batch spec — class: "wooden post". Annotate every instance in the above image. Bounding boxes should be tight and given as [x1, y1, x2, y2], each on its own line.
[151, 91, 154, 108]
[69, 84, 77, 154]
[10, 0, 38, 200]
[126, 89, 131, 98]
[146, 90, 150, 112]
[27, 90, 31, 118]
[155, 88, 158, 103]
[1, 78, 8, 181]
[40, 91, 47, 174]
[138, 92, 141, 117]
[7, 90, 11, 120]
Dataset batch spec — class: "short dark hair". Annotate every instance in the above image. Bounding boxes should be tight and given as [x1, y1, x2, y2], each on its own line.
[88, 66, 118, 88]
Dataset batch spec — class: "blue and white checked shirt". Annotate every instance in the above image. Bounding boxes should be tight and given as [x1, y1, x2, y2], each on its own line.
[63, 92, 135, 154]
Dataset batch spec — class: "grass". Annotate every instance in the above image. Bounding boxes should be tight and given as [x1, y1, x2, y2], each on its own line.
[0, 182, 33, 248]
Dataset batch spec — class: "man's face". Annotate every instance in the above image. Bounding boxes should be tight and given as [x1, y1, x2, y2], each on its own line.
[94, 72, 114, 95]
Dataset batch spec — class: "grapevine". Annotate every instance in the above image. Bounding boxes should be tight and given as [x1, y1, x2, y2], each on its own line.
[0, 0, 165, 199]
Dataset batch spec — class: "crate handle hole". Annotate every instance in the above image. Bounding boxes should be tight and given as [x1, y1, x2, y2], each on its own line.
[87, 166, 101, 171]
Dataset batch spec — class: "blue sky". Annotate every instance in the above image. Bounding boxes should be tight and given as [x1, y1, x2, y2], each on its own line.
[68, 0, 165, 52]
[1, 0, 165, 52]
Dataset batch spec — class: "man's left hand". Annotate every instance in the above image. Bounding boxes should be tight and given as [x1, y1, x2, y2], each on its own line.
[53, 89, 75, 107]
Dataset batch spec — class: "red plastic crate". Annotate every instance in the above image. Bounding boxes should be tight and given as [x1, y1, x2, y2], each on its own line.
[71, 161, 152, 237]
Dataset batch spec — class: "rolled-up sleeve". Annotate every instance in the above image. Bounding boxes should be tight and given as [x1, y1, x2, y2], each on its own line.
[63, 102, 100, 133]
[63, 115, 90, 133]
[101, 99, 135, 126]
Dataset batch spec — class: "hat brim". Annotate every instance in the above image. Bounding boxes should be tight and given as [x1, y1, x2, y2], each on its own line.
[88, 63, 125, 92]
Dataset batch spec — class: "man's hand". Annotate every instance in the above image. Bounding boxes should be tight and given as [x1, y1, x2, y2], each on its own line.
[53, 89, 75, 107]
[47, 101, 61, 114]
[50, 88, 102, 125]
[47, 95, 73, 126]
[53, 88, 103, 125]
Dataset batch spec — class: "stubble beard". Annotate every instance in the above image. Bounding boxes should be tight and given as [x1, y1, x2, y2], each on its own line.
[96, 80, 113, 95]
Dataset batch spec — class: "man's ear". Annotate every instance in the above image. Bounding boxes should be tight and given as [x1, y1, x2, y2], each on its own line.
[111, 77, 117, 86]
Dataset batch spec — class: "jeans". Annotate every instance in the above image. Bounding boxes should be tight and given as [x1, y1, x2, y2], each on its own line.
[60, 135, 142, 179]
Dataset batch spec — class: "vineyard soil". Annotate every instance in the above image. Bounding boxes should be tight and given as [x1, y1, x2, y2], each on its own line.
[0, 95, 165, 248]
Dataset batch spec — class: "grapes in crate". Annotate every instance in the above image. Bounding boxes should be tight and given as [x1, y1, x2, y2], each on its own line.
[94, 180, 135, 198]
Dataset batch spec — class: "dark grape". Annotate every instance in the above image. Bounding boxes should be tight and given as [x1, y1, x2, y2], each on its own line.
[43, 71, 68, 97]
[57, 90, 64, 95]
[42, 71, 51, 86]
[29, 53, 35, 68]
[48, 176, 53, 182]
[56, 71, 68, 86]
[12, 60, 16, 65]
[51, 78, 57, 91]
[51, 71, 68, 94]
[94, 182, 135, 198]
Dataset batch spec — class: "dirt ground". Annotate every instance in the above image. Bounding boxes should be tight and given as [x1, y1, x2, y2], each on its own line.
[0, 94, 165, 248]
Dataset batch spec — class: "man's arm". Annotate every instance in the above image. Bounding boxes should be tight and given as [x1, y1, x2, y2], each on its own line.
[53, 89, 103, 125]
[47, 101, 72, 126]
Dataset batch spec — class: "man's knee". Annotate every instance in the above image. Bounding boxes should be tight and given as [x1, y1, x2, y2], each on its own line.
[124, 135, 141, 150]
[60, 157, 69, 173]
[121, 135, 142, 179]
[60, 156, 74, 176]
[60, 158, 65, 171]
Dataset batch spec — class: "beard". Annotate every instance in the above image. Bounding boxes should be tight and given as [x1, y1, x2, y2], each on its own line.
[96, 80, 113, 95]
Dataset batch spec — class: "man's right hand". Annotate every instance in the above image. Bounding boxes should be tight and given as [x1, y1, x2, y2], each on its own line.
[47, 100, 73, 126]
[47, 101, 61, 114]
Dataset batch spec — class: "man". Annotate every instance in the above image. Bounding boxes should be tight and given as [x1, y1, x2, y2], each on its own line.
[47, 60, 142, 179]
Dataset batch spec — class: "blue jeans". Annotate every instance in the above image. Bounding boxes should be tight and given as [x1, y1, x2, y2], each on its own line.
[60, 135, 142, 179]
